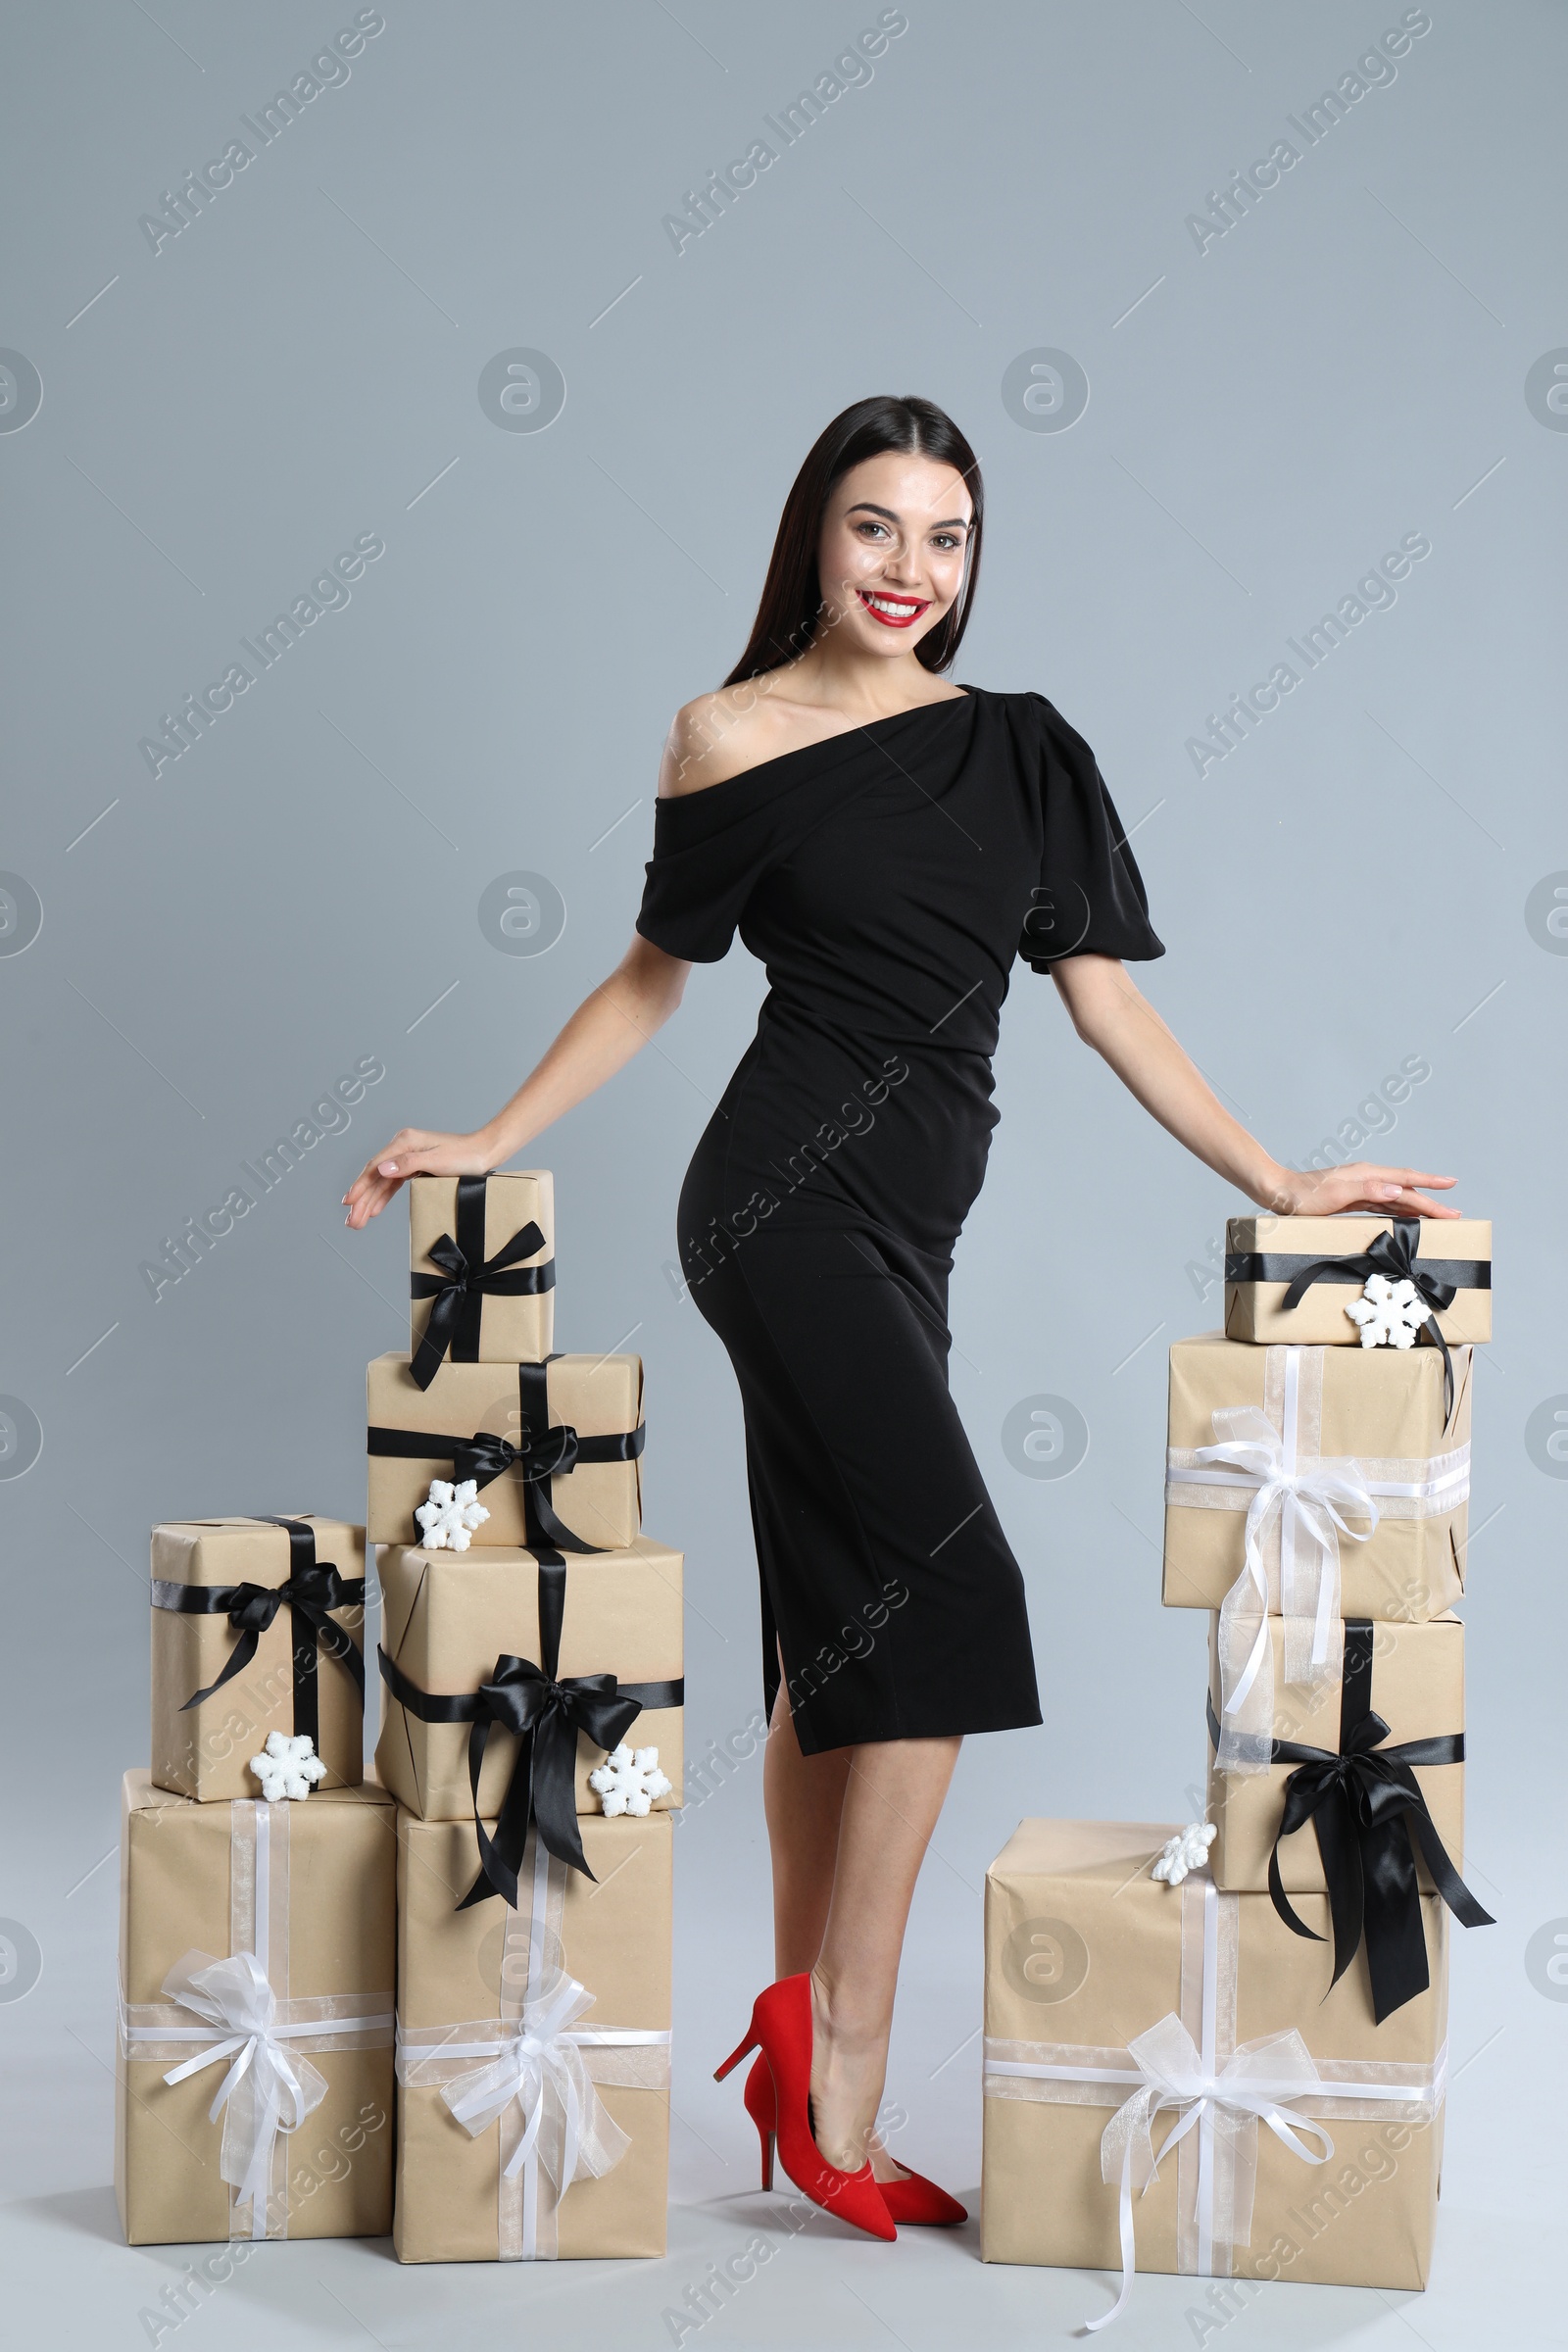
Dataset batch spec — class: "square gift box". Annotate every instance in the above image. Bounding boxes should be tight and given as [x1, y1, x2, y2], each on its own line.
[151, 1516, 367, 1802]
[1163, 1335, 1472, 1626]
[981, 1819, 1447, 2310]
[394, 1813, 671, 2261]
[375, 1540, 684, 1828]
[116, 1773, 396, 2246]
[1205, 1613, 1467, 1892]
[409, 1172, 555, 1386]
[366, 1350, 645, 1551]
[1223, 1213, 1491, 1347]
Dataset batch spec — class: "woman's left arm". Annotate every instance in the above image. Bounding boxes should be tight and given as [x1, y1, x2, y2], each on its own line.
[1051, 954, 1459, 1219]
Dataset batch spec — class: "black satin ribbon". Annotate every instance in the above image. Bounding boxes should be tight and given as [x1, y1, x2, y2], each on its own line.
[368, 1359, 646, 1551]
[1206, 1619, 1493, 2023]
[1256, 1216, 1477, 1419]
[377, 1547, 684, 1906]
[155, 1517, 366, 1748]
[409, 1175, 557, 1389]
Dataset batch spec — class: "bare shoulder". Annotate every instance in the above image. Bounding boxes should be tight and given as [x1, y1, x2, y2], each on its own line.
[658, 685, 813, 799]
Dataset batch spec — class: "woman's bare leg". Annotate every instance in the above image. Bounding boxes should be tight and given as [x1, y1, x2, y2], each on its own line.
[761, 1653, 960, 2178]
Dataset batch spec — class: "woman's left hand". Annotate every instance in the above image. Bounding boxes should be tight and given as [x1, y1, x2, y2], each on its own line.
[1265, 1164, 1459, 1218]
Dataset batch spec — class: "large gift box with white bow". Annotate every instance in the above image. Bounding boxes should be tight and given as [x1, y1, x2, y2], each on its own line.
[408, 1172, 555, 1385]
[1162, 1335, 1472, 1625]
[151, 1517, 368, 1802]
[374, 1541, 684, 1826]
[1223, 1213, 1491, 1347]
[116, 1772, 396, 2246]
[366, 1350, 645, 1550]
[393, 1811, 671, 2260]
[981, 1819, 1448, 2307]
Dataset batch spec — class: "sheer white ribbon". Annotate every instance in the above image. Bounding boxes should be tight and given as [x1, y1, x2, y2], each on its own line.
[157, 1948, 327, 2222]
[440, 1967, 634, 2190]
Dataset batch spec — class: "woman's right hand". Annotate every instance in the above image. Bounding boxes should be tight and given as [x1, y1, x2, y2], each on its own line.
[343, 1126, 500, 1229]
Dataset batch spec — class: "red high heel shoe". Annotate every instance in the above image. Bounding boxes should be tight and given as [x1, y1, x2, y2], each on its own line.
[713, 1976, 896, 2240]
[743, 2057, 966, 2226]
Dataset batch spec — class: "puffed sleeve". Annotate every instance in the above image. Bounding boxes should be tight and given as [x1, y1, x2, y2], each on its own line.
[1018, 696, 1165, 970]
[634, 786, 778, 964]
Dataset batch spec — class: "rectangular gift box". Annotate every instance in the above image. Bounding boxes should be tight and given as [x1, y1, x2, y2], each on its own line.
[151, 1516, 367, 1802]
[395, 1811, 671, 2261]
[1206, 1614, 1466, 1893]
[410, 1172, 555, 1375]
[1163, 1335, 1471, 1623]
[117, 1772, 396, 2246]
[375, 1541, 684, 1819]
[366, 1350, 644, 1550]
[1224, 1214, 1491, 1347]
[981, 1820, 1447, 2300]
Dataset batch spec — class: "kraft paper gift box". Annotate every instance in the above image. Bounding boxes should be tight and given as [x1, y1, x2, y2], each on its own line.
[1206, 1613, 1467, 1891]
[375, 1540, 684, 1827]
[116, 1772, 396, 2246]
[366, 1350, 645, 1550]
[981, 1820, 1448, 2312]
[394, 1811, 671, 2261]
[1163, 1334, 1472, 1634]
[409, 1171, 555, 1386]
[151, 1516, 368, 1802]
[1224, 1213, 1491, 1347]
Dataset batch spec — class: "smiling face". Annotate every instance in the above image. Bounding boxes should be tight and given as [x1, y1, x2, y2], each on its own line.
[814, 451, 974, 662]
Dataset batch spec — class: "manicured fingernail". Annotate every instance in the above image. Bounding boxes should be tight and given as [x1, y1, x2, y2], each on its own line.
[378, 1162, 396, 1175]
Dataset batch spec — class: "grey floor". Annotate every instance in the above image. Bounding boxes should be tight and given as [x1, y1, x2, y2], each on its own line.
[4, 1782, 1556, 2352]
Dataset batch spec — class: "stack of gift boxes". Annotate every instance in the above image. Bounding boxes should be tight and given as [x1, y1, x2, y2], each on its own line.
[979, 1213, 1494, 2319]
[117, 1172, 683, 2263]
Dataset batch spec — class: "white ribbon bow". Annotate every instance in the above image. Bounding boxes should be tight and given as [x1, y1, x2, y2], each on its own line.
[158, 1948, 324, 2224]
[1089, 2014, 1333, 2332]
[442, 1967, 631, 2191]
[1196, 1405, 1377, 1721]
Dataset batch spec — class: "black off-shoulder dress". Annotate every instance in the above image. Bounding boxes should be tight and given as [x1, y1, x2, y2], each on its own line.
[636, 687, 1163, 1753]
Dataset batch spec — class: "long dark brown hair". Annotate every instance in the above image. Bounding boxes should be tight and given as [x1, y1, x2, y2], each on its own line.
[722, 395, 984, 686]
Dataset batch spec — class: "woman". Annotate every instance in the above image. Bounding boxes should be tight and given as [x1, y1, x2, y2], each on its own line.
[345, 395, 1456, 2238]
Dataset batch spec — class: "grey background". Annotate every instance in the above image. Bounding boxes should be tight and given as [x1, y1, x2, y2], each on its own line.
[2, 2, 1563, 2344]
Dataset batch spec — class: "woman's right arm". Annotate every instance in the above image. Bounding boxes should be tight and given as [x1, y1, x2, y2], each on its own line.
[342, 934, 691, 1228]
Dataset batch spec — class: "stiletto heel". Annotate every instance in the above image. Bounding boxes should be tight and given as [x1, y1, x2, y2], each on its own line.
[743, 2053, 966, 2227]
[713, 1977, 896, 2240]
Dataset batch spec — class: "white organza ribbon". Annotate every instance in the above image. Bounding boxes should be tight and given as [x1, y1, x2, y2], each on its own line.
[982, 1871, 1446, 2328]
[157, 1948, 327, 2221]
[439, 1967, 634, 2190]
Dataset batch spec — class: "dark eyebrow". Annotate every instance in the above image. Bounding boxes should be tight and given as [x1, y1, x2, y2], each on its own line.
[845, 501, 970, 531]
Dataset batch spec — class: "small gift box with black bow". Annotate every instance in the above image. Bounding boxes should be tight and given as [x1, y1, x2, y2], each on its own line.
[151, 1516, 368, 1802]
[1223, 1213, 1491, 1349]
[366, 1350, 645, 1551]
[408, 1173, 555, 1387]
[374, 1539, 684, 1909]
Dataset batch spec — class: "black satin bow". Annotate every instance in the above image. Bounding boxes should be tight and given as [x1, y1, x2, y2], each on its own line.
[156, 1518, 366, 1748]
[377, 1548, 683, 1907]
[1210, 1620, 1493, 2023]
[409, 1176, 556, 1389]
[1277, 1216, 1466, 1417]
[367, 1359, 646, 1551]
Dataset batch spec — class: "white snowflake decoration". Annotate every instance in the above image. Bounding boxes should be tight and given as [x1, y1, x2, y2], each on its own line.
[588, 1744, 672, 1818]
[1152, 1821, 1216, 1886]
[249, 1730, 326, 1803]
[1344, 1273, 1429, 1351]
[415, 1477, 490, 1551]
